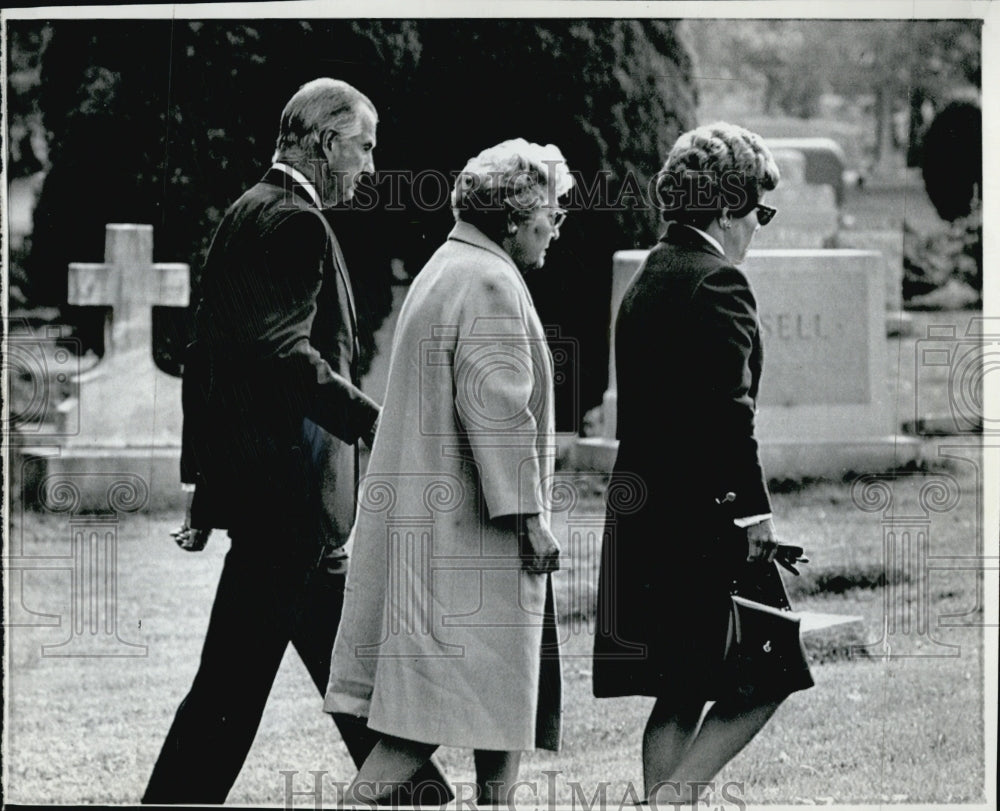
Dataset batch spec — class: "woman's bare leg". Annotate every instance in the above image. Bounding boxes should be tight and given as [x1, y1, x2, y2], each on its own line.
[643, 697, 705, 799]
[651, 697, 783, 806]
[343, 734, 439, 806]
[474, 749, 522, 806]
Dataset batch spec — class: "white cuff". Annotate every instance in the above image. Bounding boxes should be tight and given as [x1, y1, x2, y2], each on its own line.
[733, 513, 772, 528]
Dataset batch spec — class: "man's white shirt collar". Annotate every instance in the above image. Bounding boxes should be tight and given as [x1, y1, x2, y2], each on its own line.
[272, 162, 322, 208]
[689, 225, 727, 259]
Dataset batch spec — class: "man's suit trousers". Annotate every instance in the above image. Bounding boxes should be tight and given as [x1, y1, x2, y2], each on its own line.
[142, 530, 451, 804]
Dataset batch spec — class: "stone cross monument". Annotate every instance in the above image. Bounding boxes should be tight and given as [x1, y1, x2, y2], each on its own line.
[27, 224, 190, 511]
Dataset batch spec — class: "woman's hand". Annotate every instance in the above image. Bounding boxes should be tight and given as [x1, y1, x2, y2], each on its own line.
[517, 514, 561, 574]
[363, 409, 381, 451]
[745, 517, 778, 563]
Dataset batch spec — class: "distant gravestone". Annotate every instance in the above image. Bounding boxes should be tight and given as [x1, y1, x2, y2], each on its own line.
[836, 228, 906, 317]
[574, 248, 920, 478]
[23, 224, 189, 511]
[744, 250, 921, 475]
[766, 137, 848, 204]
[751, 148, 839, 250]
[770, 147, 807, 185]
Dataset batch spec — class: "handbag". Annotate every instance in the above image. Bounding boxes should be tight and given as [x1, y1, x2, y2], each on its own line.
[721, 563, 815, 701]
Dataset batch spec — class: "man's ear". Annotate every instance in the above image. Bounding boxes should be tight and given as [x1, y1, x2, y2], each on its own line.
[320, 128, 338, 160]
[506, 212, 520, 235]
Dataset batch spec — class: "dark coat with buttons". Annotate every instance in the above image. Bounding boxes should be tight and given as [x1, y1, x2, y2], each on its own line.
[593, 221, 776, 700]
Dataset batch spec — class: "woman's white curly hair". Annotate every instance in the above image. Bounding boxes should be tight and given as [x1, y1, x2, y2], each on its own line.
[452, 139, 574, 231]
[656, 122, 779, 228]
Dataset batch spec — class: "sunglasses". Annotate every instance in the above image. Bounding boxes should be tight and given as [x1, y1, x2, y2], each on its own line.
[755, 203, 777, 226]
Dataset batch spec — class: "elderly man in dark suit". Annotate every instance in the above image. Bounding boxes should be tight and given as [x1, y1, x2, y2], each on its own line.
[143, 78, 450, 805]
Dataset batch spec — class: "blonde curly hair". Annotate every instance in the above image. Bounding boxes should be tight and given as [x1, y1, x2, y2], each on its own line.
[655, 122, 779, 229]
[452, 138, 574, 238]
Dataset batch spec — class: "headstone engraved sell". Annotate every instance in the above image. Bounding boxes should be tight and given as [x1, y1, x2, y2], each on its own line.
[765, 145, 906, 332]
[575, 248, 921, 477]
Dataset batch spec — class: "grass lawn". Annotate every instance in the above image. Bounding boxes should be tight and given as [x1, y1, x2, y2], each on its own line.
[5, 450, 988, 806]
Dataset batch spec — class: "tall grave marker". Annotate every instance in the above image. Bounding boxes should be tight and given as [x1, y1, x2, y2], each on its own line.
[23, 224, 189, 511]
[574, 247, 920, 477]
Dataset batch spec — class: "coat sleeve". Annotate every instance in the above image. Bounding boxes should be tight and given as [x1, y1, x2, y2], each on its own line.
[453, 269, 543, 520]
[689, 264, 772, 518]
[261, 209, 379, 445]
[179, 341, 205, 486]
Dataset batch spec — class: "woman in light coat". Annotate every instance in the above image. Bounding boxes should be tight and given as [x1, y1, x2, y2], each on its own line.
[325, 139, 573, 805]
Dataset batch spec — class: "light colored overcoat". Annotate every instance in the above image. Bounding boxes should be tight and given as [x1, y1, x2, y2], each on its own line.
[325, 221, 561, 751]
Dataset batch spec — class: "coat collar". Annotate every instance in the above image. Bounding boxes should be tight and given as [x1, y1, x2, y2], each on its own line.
[447, 220, 538, 303]
[660, 221, 727, 261]
[261, 165, 320, 209]
[447, 220, 520, 273]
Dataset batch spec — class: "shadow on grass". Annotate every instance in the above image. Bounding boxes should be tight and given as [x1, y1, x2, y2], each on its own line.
[564, 454, 968, 503]
[768, 457, 962, 496]
[803, 623, 870, 664]
[786, 563, 892, 598]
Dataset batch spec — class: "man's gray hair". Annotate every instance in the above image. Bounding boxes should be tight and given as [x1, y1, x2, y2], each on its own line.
[272, 78, 377, 163]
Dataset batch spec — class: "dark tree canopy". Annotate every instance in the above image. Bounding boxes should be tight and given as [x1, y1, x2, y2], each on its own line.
[920, 98, 981, 223]
[19, 19, 697, 428]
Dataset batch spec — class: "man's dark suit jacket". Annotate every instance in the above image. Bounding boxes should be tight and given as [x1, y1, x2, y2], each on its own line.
[181, 166, 379, 540]
[593, 220, 773, 699]
[150, 169, 453, 808]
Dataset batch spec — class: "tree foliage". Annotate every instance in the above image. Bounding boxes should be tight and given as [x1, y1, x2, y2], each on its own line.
[6, 24, 50, 178]
[15, 18, 697, 427]
[683, 19, 980, 163]
[919, 98, 981, 222]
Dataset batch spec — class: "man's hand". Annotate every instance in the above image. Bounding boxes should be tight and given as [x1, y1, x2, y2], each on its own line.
[517, 514, 561, 575]
[172, 524, 212, 552]
[172, 489, 212, 552]
[745, 517, 778, 563]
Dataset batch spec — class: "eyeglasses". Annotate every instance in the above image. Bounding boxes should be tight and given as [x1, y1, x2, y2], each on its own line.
[755, 203, 777, 226]
[546, 208, 567, 230]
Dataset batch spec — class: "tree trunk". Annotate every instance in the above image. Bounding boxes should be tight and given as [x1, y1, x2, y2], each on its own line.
[906, 87, 926, 167]
[872, 85, 897, 177]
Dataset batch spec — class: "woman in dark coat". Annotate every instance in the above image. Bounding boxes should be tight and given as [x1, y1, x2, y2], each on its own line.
[593, 122, 813, 805]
